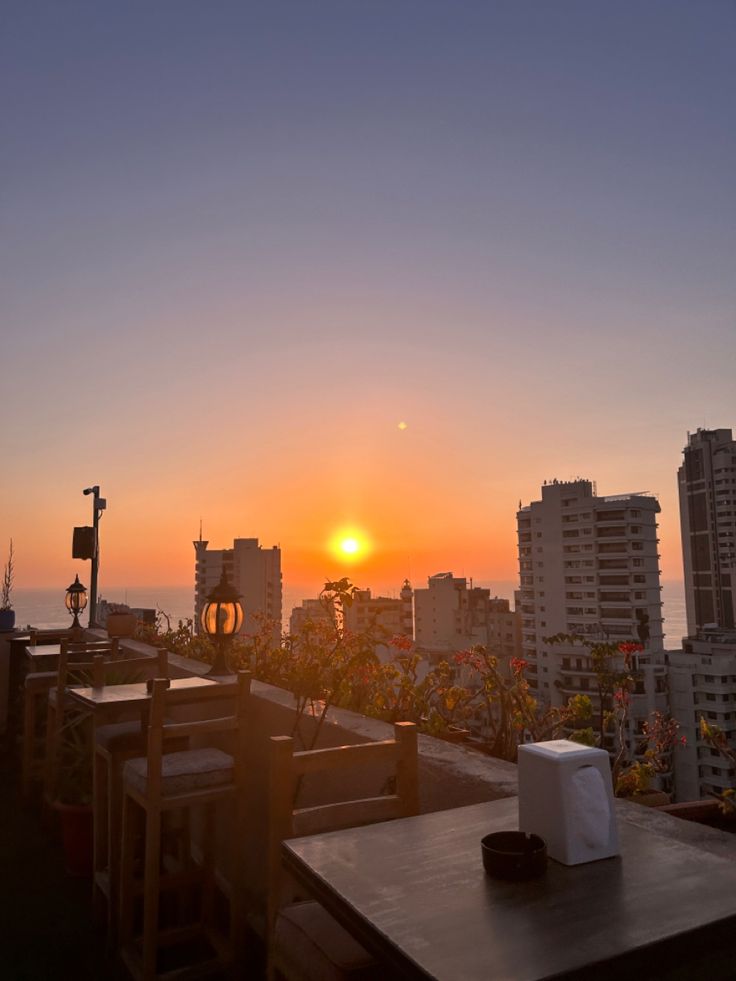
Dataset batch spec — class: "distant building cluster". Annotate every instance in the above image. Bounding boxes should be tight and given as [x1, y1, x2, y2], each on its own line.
[195, 426, 736, 804]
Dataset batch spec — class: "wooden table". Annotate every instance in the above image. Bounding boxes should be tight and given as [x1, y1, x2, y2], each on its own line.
[282, 797, 736, 981]
[68, 675, 218, 716]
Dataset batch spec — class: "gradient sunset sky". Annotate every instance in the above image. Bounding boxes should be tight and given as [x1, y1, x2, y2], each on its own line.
[2, 1, 734, 596]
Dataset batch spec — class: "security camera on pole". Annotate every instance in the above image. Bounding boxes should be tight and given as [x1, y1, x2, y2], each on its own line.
[72, 486, 106, 628]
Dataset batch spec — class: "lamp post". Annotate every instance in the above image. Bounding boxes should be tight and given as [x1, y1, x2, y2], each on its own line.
[82, 485, 106, 627]
[200, 569, 244, 676]
[65, 574, 88, 641]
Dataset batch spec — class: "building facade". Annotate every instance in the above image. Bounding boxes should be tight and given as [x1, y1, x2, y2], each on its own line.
[413, 572, 521, 664]
[668, 630, 736, 800]
[678, 428, 736, 636]
[516, 479, 667, 769]
[193, 536, 282, 643]
[668, 428, 736, 801]
[289, 598, 332, 635]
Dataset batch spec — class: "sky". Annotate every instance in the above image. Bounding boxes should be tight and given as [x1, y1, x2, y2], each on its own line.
[1, 0, 734, 597]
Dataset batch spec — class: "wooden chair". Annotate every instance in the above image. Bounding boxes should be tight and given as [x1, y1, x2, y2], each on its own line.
[92, 649, 171, 934]
[118, 672, 252, 981]
[21, 637, 120, 800]
[267, 722, 419, 981]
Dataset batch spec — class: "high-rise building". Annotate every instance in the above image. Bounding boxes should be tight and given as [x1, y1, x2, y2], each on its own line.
[667, 428, 736, 801]
[193, 536, 282, 643]
[516, 479, 667, 766]
[678, 428, 736, 635]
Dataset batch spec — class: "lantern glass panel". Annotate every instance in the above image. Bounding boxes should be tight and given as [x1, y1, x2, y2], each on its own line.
[65, 589, 88, 613]
[201, 599, 243, 636]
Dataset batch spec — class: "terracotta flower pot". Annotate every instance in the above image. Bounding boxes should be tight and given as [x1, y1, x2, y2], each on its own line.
[53, 801, 93, 877]
[106, 612, 137, 638]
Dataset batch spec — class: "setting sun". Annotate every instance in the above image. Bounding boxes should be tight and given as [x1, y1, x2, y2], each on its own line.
[329, 528, 371, 564]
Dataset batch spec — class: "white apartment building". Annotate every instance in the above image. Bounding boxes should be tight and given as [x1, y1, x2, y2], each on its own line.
[668, 428, 736, 801]
[517, 480, 667, 768]
[668, 630, 736, 800]
[193, 536, 282, 643]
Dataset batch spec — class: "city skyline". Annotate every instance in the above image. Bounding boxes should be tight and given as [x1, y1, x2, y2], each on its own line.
[3, 2, 734, 593]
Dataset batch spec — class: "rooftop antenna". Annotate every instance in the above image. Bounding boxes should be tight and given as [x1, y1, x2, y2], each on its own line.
[199, 518, 203, 542]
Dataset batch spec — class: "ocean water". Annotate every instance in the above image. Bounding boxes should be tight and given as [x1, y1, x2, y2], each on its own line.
[11, 580, 688, 647]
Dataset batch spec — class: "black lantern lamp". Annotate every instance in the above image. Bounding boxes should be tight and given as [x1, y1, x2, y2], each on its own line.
[65, 574, 88, 639]
[200, 569, 243, 676]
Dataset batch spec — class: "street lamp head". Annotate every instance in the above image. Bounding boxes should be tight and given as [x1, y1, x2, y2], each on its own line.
[83, 486, 99, 496]
[201, 568, 244, 639]
[65, 574, 88, 634]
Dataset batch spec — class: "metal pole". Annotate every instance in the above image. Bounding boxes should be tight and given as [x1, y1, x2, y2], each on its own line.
[83, 485, 105, 627]
[90, 485, 100, 627]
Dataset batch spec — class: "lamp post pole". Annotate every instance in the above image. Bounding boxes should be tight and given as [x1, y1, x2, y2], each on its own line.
[83, 485, 106, 627]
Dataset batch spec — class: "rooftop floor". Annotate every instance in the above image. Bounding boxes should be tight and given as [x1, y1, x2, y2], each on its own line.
[0, 733, 121, 979]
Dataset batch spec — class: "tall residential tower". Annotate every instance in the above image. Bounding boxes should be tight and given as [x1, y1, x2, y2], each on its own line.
[517, 479, 667, 770]
[678, 428, 736, 635]
[668, 428, 736, 801]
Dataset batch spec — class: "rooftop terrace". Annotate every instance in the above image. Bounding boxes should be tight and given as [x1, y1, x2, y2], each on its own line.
[3, 630, 736, 979]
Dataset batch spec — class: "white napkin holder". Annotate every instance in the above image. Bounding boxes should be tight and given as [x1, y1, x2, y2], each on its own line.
[518, 739, 619, 866]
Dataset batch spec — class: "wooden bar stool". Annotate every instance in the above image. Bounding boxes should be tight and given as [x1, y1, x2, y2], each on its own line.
[92, 649, 171, 935]
[118, 672, 251, 981]
[22, 670, 58, 799]
[22, 637, 120, 800]
[267, 722, 419, 981]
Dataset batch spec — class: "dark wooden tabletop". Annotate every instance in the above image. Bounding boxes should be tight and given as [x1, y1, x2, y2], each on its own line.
[25, 644, 64, 659]
[282, 796, 736, 981]
[68, 675, 217, 710]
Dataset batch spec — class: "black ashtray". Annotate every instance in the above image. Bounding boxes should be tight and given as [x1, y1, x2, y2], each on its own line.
[481, 831, 547, 880]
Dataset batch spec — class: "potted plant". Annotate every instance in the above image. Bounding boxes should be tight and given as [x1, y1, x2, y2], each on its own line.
[52, 713, 94, 877]
[105, 602, 137, 639]
[0, 538, 15, 632]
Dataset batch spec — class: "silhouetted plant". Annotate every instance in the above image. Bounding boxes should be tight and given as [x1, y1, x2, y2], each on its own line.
[1, 538, 14, 611]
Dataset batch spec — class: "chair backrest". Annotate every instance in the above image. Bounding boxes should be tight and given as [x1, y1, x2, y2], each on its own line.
[267, 722, 419, 933]
[60, 637, 121, 660]
[99, 648, 169, 685]
[29, 628, 70, 646]
[143, 672, 252, 804]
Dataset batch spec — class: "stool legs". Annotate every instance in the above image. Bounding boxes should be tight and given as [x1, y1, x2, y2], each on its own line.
[92, 748, 109, 924]
[41, 700, 59, 819]
[142, 807, 162, 980]
[119, 792, 139, 950]
[21, 689, 38, 800]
